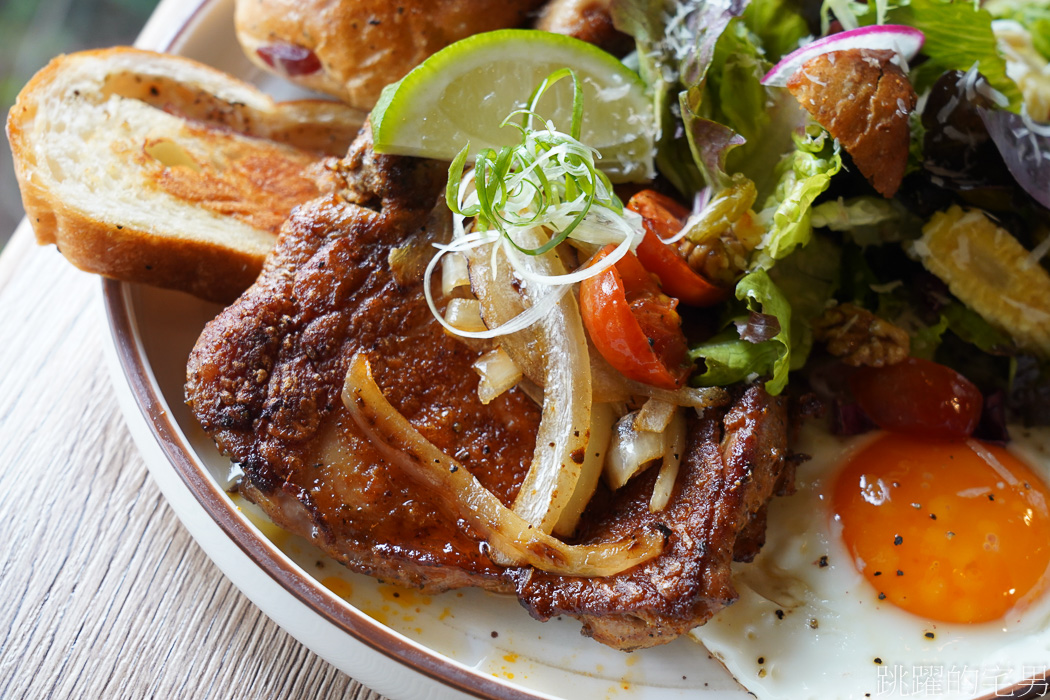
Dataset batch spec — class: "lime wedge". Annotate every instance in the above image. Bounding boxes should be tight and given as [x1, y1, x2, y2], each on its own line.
[371, 29, 655, 182]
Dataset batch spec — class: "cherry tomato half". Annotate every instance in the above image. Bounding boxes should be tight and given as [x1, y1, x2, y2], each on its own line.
[580, 245, 692, 390]
[627, 190, 728, 307]
[849, 357, 984, 440]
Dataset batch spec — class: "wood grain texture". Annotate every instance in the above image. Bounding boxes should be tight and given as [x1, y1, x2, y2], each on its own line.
[0, 228, 387, 700]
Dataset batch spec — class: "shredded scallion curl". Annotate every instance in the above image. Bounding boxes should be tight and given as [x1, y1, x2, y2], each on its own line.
[425, 69, 645, 339]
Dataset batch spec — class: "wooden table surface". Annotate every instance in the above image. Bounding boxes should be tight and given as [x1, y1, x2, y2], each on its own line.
[0, 0, 388, 692]
[0, 223, 387, 698]
[5, 2, 1049, 698]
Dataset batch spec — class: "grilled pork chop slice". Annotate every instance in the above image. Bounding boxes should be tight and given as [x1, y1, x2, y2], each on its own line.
[185, 130, 792, 648]
[512, 386, 791, 650]
[187, 133, 538, 591]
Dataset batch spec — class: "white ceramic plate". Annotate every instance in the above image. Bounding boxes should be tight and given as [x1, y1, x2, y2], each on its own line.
[102, 1, 746, 698]
[100, 3, 1049, 700]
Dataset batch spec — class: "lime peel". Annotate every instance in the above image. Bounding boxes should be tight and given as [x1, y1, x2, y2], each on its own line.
[422, 69, 645, 341]
[371, 29, 656, 183]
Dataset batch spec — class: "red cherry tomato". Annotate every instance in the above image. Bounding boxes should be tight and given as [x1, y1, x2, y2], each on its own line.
[627, 190, 728, 307]
[580, 245, 692, 390]
[849, 357, 984, 440]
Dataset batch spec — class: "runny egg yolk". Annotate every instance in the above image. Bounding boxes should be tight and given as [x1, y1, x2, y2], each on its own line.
[833, 433, 1050, 624]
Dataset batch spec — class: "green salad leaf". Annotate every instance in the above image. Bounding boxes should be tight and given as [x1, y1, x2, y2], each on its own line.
[811, 196, 923, 246]
[885, 0, 1023, 109]
[769, 233, 843, 370]
[610, 0, 747, 194]
[687, 328, 784, 388]
[700, 16, 809, 196]
[611, 0, 707, 194]
[754, 125, 842, 267]
[612, 0, 810, 196]
[690, 268, 794, 395]
[742, 0, 811, 63]
[909, 315, 951, 360]
[942, 303, 1016, 354]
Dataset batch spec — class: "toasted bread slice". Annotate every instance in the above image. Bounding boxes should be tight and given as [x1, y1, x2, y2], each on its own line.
[7, 47, 366, 302]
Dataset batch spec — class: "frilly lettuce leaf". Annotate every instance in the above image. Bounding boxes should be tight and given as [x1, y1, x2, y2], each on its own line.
[611, 0, 810, 195]
[909, 315, 951, 360]
[687, 328, 783, 388]
[612, 0, 700, 193]
[885, 0, 1023, 109]
[679, 92, 747, 191]
[769, 232, 843, 369]
[689, 131, 842, 393]
[810, 195, 924, 245]
[611, 0, 747, 194]
[943, 302, 1016, 354]
[698, 16, 810, 196]
[769, 233, 842, 324]
[753, 126, 842, 267]
[743, 0, 811, 63]
[689, 268, 794, 395]
[811, 196, 901, 231]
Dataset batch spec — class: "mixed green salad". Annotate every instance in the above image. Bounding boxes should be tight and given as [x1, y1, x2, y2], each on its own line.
[375, 0, 1050, 450]
[608, 0, 1050, 438]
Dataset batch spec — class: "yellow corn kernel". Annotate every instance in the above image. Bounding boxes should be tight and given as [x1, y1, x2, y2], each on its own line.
[915, 205, 1050, 357]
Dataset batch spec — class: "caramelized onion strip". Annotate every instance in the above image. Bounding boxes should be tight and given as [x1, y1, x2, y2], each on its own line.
[343, 354, 664, 577]
[553, 402, 617, 537]
[466, 230, 592, 533]
[628, 381, 729, 412]
[650, 409, 686, 512]
[589, 342, 730, 408]
[605, 411, 669, 490]
[473, 347, 522, 405]
[636, 398, 676, 433]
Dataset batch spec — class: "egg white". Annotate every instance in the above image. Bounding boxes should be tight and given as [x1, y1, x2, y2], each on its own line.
[691, 422, 1050, 700]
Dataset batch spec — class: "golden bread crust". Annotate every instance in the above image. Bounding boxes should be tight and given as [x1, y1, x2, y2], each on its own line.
[787, 49, 917, 198]
[234, 0, 548, 109]
[7, 47, 364, 303]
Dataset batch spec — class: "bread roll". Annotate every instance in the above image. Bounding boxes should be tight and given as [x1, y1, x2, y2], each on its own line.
[235, 0, 547, 109]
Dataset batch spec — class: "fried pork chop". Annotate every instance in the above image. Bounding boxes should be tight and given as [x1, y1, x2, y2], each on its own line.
[185, 129, 793, 649]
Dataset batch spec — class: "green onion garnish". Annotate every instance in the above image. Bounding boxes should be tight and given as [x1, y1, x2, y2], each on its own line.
[425, 69, 645, 339]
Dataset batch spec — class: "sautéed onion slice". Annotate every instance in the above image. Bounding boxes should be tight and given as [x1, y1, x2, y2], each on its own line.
[342, 354, 664, 576]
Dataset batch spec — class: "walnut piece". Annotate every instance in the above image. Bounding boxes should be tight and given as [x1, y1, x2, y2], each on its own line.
[811, 302, 910, 367]
[678, 211, 764, 286]
[679, 233, 750, 286]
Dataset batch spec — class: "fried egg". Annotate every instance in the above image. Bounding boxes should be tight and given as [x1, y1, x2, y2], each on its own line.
[692, 422, 1050, 700]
